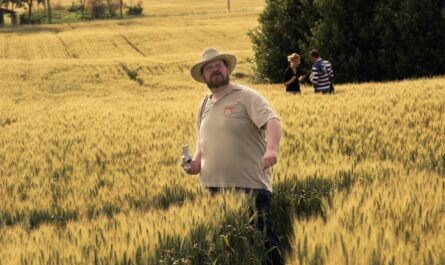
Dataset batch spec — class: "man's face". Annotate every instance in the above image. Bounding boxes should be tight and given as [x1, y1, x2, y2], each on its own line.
[202, 59, 229, 89]
[310, 56, 317, 63]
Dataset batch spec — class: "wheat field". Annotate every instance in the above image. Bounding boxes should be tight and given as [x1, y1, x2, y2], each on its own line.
[0, 0, 444, 264]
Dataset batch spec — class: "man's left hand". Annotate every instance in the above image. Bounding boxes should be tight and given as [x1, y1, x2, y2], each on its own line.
[262, 149, 278, 170]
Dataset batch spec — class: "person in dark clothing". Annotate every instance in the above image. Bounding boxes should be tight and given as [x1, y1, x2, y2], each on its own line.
[283, 53, 305, 94]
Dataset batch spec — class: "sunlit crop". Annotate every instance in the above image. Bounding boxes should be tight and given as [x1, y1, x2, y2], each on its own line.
[0, 1, 444, 264]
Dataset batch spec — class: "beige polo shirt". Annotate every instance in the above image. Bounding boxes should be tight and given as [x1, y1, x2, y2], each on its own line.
[197, 83, 279, 192]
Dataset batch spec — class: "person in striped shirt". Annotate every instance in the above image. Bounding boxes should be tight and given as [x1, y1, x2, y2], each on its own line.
[309, 50, 334, 94]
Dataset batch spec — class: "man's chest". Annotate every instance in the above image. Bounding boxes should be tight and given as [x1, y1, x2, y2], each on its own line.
[200, 99, 255, 137]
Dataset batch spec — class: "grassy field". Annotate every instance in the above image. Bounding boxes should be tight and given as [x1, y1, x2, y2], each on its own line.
[1, 0, 444, 264]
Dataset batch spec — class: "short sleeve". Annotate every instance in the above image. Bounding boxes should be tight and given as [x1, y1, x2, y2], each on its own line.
[241, 88, 279, 129]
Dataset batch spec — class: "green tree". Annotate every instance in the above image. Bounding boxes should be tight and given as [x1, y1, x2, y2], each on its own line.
[22, 0, 34, 22]
[1, 0, 23, 11]
[248, 0, 319, 83]
[372, 0, 401, 80]
[310, 0, 381, 82]
[251, 0, 445, 83]
[370, 0, 445, 80]
[392, 0, 445, 79]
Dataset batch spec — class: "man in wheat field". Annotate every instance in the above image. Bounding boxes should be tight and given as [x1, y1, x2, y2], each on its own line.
[309, 49, 334, 94]
[184, 48, 284, 265]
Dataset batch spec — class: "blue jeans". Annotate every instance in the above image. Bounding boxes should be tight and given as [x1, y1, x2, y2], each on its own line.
[207, 187, 285, 265]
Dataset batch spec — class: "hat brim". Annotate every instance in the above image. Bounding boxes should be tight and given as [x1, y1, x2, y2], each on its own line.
[191, 54, 237, 83]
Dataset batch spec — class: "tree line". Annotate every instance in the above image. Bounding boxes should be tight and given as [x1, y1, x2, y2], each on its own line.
[0, 0, 143, 24]
[249, 0, 445, 83]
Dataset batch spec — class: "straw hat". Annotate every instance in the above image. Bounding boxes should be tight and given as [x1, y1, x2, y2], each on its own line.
[191, 48, 237, 83]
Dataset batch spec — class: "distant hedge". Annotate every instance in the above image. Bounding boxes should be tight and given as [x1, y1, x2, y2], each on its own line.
[248, 0, 445, 83]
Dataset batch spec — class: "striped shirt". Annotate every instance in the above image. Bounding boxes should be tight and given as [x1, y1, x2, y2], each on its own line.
[311, 59, 334, 91]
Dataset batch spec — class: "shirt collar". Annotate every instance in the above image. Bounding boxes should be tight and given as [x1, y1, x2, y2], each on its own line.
[209, 83, 241, 102]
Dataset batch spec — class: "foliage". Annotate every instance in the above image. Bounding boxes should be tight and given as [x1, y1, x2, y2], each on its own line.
[250, 0, 445, 83]
[127, 0, 142, 16]
[248, 0, 319, 82]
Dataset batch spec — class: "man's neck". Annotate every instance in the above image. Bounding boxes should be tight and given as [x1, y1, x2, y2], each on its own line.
[210, 83, 232, 101]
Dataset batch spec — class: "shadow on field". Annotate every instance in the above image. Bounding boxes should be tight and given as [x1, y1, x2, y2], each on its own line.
[0, 182, 197, 230]
[151, 166, 359, 265]
[10, 163, 385, 265]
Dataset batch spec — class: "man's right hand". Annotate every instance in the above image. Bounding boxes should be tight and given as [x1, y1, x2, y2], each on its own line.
[184, 160, 201, 175]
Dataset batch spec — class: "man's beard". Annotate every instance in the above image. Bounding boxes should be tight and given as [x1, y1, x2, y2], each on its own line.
[205, 71, 229, 89]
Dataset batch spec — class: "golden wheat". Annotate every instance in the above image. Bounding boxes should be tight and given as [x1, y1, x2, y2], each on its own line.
[0, 1, 444, 264]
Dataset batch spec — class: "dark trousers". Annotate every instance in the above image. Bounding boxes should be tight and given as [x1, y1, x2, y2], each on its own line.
[207, 187, 285, 265]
